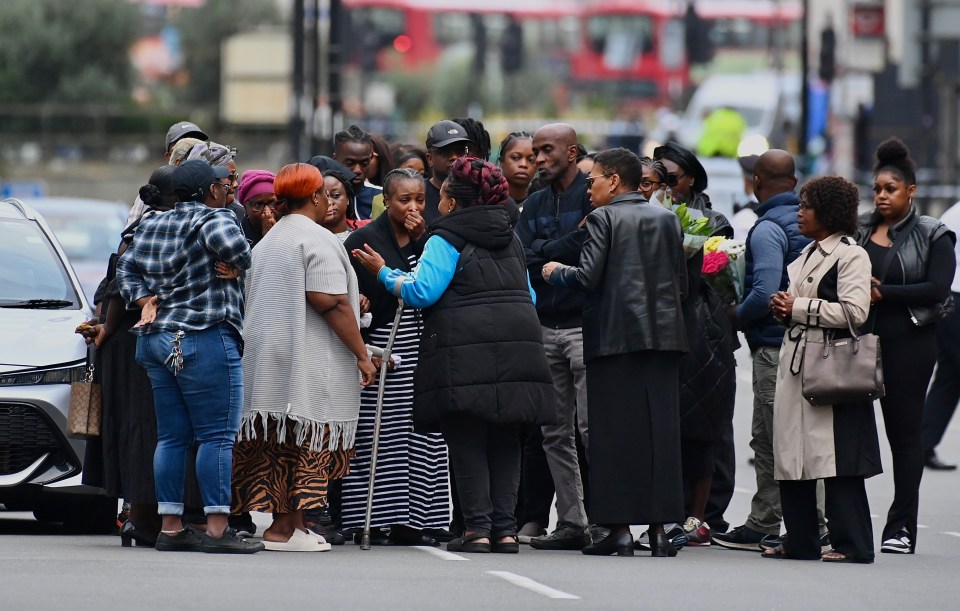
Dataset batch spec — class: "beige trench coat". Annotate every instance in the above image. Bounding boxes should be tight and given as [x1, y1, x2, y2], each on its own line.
[773, 233, 872, 481]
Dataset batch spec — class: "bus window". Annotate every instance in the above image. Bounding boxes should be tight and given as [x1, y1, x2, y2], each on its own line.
[586, 14, 654, 68]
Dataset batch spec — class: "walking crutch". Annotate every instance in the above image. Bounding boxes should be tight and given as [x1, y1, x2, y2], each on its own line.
[360, 298, 405, 550]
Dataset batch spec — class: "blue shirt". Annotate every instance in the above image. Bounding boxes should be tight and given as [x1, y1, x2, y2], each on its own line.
[117, 201, 252, 335]
[377, 235, 536, 308]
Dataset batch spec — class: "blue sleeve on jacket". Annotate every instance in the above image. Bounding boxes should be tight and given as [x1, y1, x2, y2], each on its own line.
[736, 220, 789, 323]
[377, 235, 458, 308]
[527, 270, 536, 304]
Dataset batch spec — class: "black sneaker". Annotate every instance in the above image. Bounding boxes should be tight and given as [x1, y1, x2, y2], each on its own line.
[308, 523, 346, 545]
[228, 512, 257, 538]
[529, 525, 591, 550]
[635, 525, 687, 551]
[880, 528, 912, 554]
[711, 524, 767, 551]
[201, 528, 265, 554]
[156, 528, 203, 552]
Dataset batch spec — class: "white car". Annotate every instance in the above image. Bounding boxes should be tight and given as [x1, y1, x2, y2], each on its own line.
[0, 198, 116, 532]
[23, 197, 128, 303]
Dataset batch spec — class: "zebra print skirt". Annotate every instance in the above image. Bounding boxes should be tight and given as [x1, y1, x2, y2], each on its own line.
[232, 419, 353, 514]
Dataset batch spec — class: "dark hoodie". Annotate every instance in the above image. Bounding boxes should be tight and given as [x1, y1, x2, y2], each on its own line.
[412, 203, 556, 432]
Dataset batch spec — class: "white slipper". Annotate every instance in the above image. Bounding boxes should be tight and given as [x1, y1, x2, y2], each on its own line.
[263, 528, 329, 552]
[305, 529, 333, 551]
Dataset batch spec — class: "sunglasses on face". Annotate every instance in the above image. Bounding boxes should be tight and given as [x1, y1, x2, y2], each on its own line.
[665, 172, 686, 188]
[585, 173, 614, 188]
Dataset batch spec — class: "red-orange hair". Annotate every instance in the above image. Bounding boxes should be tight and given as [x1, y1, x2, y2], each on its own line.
[274, 163, 323, 209]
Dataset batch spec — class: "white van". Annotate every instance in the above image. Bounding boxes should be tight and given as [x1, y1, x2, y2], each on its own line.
[676, 71, 800, 152]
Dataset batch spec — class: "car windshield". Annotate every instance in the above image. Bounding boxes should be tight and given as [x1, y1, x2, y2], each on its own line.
[0, 217, 80, 307]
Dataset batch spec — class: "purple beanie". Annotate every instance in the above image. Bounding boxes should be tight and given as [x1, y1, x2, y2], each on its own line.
[238, 170, 276, 205]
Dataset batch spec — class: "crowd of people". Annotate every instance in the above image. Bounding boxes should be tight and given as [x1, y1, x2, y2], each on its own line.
[75, 117, 957, 561]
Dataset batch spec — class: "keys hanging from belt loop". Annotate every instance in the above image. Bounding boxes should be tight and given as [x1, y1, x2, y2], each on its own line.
[164, 330, 185, 376]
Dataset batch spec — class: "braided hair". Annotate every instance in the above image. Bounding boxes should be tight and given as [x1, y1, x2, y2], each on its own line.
[333, 124, 372, 149]
[873, 137, 917, 185]
[446, 157, 509, 208]
[639, 156, 667, 183]
[496, 131, 533, 164]
[798, 176, 860, 235]
[453, 118, 492, 161]
[382, 167, 424, 199]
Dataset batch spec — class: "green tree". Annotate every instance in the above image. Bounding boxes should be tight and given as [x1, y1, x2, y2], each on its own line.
[175, 0, 281, 111]
[0, 0, 138, 104]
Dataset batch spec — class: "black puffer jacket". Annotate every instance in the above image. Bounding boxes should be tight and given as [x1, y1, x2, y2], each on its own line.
[679, 203, 737, 442]
[679, 263, 737, 441]
[413, 204, 556, 432]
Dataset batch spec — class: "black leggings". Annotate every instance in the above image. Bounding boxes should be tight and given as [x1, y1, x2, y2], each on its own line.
[878, 329, 937, 550]
[440, 413, 522, 537]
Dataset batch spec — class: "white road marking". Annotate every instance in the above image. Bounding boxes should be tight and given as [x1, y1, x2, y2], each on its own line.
[414, 546, 469, 561]
[734, 487, 754, 494]
[941, 531, 960, 538]
[487, 571, 580, 600]
[917, 524, 929, 529]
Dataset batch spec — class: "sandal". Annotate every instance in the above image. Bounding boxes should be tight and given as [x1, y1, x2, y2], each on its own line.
[761, 543, 819, 561]
[821, 549, 874, 564]
[447, 531, 491, 554]
[491, 534, 520, 554]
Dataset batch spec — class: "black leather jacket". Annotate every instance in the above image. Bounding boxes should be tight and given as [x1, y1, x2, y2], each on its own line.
[551, 192, 689, 361]
[855, 207, 954, 326]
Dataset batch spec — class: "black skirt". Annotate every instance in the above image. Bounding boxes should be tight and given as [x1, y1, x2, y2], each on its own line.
[587, 351, 684, 525]
[90, 311, 157, 503]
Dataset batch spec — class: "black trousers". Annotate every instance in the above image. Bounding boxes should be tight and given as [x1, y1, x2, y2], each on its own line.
[514, 424, 555, 528]
[440, 413, 522, 537]
[705, 417, 735, 532]
[879, 330, 937, 549]
[779, 477, 874, 561]
[922, 298, 960, 455]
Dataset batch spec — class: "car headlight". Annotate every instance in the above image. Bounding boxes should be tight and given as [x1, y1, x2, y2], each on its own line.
[0, 362, 88, 386]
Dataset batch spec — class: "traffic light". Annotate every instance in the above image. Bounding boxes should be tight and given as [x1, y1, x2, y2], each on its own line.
[685, 4, 714, 65]
[501, 18, 524, 74]
[819, 25, 836, 83]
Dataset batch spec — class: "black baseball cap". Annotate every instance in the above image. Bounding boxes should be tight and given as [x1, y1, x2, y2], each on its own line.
[426, 120, 473, 150]
[165, 121, 208, 152]
[172, 159, 229, 200]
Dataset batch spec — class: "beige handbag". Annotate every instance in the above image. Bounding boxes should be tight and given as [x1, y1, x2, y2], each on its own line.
[801, 302, 885, 406]
[68, 362, 102, 438]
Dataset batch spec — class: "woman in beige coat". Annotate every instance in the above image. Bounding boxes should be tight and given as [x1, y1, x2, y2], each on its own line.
[765, 176, 881, 563]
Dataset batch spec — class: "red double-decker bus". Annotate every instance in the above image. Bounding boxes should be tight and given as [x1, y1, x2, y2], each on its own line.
[568, 1, 689, 105]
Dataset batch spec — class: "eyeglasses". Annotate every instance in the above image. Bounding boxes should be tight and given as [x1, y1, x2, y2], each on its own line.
[585, 173, 614, 187]
[249, 201, 278, 211]
[211, 181, 231, 190]
[798, 202, 815, 211]
[640, 180, 661, 190]
[665, 172, 686, 188]
[227, 174, 238, 183]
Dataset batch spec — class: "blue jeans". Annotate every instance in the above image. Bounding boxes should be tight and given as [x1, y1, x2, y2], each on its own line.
[136, 323, 243, 516]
